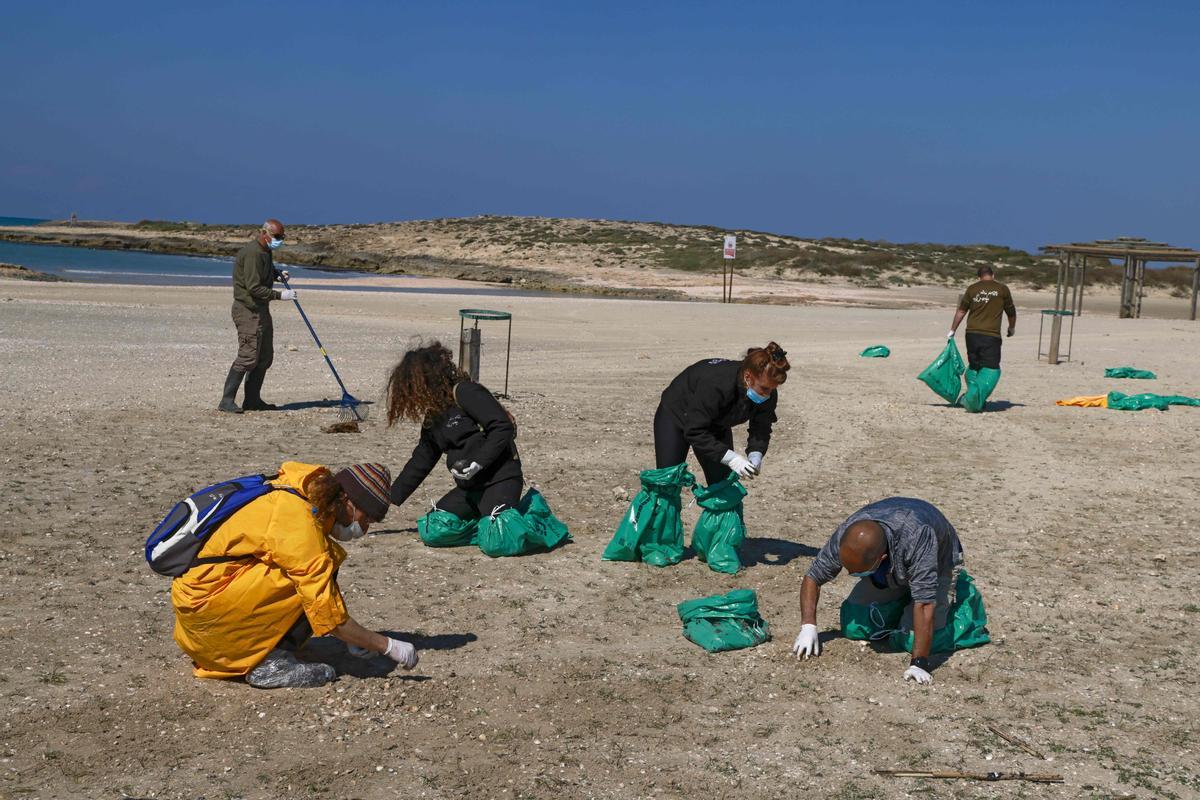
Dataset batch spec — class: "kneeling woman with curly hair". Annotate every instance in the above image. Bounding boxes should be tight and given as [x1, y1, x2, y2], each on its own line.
[386, 341, 523, 520]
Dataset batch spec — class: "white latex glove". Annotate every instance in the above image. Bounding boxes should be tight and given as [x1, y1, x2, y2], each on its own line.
[792, 624, 820, 659]
[721, 449, 756, 480]
[451, 461, 482, 480]
[385, 637, 418, 669]
[903, 664, 932, 685]
[748, 451, 763, 472]
[277, 269, 290, 282]
[946, 330, 956, 339]
[279, 289, 298, 301]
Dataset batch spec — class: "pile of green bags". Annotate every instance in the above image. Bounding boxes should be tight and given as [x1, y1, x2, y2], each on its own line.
[602, 463, 695, 566]
[416, 488, 571, 557]
[1104, 367, 1157, 380]
[1107, 391, 1200, 411]
[917, 340, 965, 404]
[860, 345, 891, 358]
[604, 465, 750, 573]
[677, 589, 771, 652]
[839, 570, 990, 654]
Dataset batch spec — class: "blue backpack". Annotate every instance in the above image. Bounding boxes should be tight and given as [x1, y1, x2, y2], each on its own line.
[145, 474, 301, 577]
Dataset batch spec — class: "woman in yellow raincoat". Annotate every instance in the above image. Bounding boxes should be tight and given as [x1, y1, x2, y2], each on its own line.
[172, 461, 419, 688]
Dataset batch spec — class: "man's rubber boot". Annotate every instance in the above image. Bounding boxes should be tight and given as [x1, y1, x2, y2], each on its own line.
[962, 368, 999, 413]
[242, 367, 278, 411]
[245, 649, 336, 689]
[973, 368, 1001, 412]
[956, 368, 975, 409]
[218, 368, 245, 414]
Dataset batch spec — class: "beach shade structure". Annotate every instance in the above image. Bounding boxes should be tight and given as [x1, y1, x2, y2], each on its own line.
[677, 589, 771, 653]
[917, 340, 965, 404]
[1104, 367, 1157, 380]
[1056, 391, 1200, 411]
[459, 309, 513, 398]
[281, 276, 368, 422]
[1037, 237, 1200, 364]
[860, 345, 891, 358]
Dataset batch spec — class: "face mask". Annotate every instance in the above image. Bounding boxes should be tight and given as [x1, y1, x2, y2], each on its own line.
[746, 387, 769, 404]
[849, 556, 886, 578]
[267, 237, 284, 250]
[331, 521, 364, 541]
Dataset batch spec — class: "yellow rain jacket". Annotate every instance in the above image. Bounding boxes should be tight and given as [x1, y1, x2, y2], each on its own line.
[1055, 394, 1108, 408]
[171, 462, 349, 678]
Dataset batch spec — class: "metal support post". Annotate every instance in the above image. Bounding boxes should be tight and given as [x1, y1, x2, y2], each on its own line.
[459, 326, 481, 382]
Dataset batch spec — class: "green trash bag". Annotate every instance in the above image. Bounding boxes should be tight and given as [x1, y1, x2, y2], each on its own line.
[839, 570, 990, 655]
[677, 588, 771, 653]
[840, 593, 907, 642]
[860, 345, 891, 358]
[691, 474, 747, 574]
[1104, 367, 1157, 380]
[1107, 391, 1200, 411]
[418, 508, 479, 547]
[602, 463, 695, 567]
[476, 489, 572, 557]
[890, 571, 990, 654]
[917, 340, 965, 404]
[961, 367, 1001, 413]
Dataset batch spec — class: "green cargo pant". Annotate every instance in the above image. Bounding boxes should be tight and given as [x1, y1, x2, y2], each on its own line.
[231, 302, 274, 373]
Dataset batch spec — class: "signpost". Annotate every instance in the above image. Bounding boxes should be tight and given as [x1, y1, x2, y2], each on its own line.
[722, 234, 737, 302]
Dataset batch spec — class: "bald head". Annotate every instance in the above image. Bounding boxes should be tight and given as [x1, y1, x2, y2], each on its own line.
[839, 520, 887, 573]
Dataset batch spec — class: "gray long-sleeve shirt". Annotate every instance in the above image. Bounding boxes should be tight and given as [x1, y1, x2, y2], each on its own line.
[805, 497, 962, 604]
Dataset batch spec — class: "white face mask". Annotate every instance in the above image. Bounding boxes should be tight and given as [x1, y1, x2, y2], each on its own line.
[267, 237, 284, 250]
[331, 521, 365, 541]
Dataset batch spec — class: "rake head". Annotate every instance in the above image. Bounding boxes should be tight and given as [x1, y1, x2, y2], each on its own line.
[337, 394, 370, 423]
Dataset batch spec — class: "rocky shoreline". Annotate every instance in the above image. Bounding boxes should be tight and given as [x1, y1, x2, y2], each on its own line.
[0, 262, 67, 282]
[0, 226, 683, 300]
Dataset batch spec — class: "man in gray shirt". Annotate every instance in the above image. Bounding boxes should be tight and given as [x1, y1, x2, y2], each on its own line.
[792, 497, 964, 685]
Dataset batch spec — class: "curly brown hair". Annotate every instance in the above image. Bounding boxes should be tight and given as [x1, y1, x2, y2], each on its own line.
[740, 341, 790, 385]
[300, 466, 346, 526]
[386, 341, 465, 427]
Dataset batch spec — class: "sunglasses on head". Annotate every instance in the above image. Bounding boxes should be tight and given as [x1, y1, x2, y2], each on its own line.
[770, 347, 787, 362]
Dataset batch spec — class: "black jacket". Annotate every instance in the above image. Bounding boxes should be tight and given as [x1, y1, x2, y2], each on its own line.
[390, 381, 521, 506]
[658, 359, 778, 463]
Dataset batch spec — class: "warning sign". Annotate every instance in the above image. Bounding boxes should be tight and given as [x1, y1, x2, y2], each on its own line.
[723, 235, 736, 260]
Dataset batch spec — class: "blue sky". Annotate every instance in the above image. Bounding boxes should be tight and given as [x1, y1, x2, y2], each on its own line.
[2, 1, 1198, 250]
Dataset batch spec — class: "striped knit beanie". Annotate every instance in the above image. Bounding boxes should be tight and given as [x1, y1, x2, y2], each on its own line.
[334, 463, 392, 522]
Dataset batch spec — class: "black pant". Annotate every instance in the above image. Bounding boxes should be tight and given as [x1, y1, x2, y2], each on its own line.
[965, 332, 1002, 371]
[653, 403, 732, 485]
[434, 475, 523, 520]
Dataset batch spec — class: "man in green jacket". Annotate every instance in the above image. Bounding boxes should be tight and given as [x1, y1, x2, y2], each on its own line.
[219, 219, 295, 413]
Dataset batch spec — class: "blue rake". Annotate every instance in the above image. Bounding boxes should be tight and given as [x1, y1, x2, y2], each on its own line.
[281, 276, 368, 422]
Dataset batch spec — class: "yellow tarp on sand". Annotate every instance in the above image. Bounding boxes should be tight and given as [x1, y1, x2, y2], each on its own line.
[1055, 395, 1108, 408]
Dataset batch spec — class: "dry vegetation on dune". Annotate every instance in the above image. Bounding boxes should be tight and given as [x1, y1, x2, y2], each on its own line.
[7, 215, 1196, 296]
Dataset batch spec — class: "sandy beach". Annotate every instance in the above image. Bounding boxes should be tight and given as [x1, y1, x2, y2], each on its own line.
[1, 277, 1197, 799]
